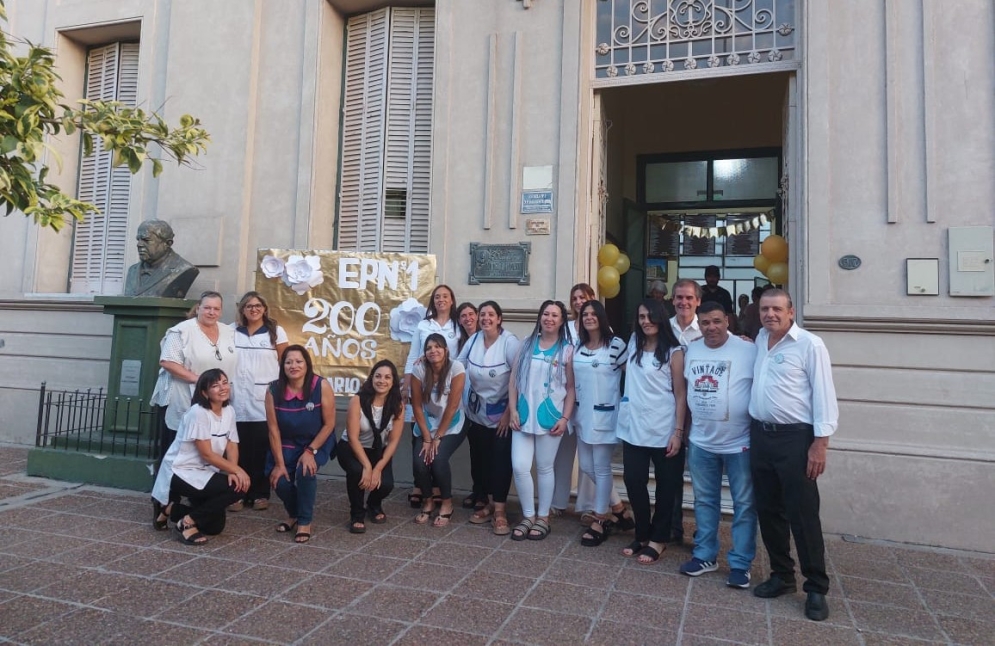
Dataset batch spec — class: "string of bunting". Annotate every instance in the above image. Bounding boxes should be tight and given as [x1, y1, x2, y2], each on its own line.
[658, 213, 769, 239]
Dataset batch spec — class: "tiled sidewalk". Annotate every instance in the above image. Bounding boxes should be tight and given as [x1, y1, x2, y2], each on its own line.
[1, 445, 993, 645]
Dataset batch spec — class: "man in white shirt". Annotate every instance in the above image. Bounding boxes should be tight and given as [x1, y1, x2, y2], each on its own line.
[667, 278, 702, 543]
[679, 302, 758, 589]
[748, 289, 839, 622]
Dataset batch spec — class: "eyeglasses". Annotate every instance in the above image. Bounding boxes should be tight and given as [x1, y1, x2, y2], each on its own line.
[244, 304, 264, 311]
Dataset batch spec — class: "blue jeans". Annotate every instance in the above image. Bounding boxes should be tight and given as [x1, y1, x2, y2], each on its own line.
[268, 444, 330, 526]
[688, 442, 757, 572]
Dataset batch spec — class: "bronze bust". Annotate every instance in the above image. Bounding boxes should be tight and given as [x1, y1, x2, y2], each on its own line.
[124, 220, 199, 298]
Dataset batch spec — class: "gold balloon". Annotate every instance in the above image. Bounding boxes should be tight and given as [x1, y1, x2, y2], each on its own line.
[761, 234, 788, 263]
[613, 253, 631, 275]
[601, 281, 621, 299]
[766, 262, 789, 285]
[597, 243, 620, 267]
[597, 265, 620, 291]
[753, 254, 770, 275]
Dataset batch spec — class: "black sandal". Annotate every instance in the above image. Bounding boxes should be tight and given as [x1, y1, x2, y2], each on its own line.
[611, 508, 636, 532]
[276, 520, 298, 533]
[152, 500, 170, 531]
[367, 507, 387, 524]
[349, 519, 366, 534]
[176, 519, 208, 546]
[580, 518, 613, 547]
[622, 539, 646, 557]
[637, 545, 662, 564]
[462, 494, 477, 509]
[407, 492, 423, 508]
[295, 531, 311, 544]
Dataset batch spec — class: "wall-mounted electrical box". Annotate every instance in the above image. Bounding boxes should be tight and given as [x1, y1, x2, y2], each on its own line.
[948, 226, 994, 297]
[907, 259, 939, 295]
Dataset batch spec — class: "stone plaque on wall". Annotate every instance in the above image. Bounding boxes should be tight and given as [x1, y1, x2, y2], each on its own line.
[468, 242, 531, 285]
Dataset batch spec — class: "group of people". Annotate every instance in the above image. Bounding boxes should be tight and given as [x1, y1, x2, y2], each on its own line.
[148, 277, 839, 623]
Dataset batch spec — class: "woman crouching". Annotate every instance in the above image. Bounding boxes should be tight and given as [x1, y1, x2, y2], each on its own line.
[152, 369, 249, 545]
[337, 360, 405, 533]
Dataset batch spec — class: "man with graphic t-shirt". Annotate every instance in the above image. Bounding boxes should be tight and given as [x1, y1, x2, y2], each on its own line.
[679, 301, 758, 589]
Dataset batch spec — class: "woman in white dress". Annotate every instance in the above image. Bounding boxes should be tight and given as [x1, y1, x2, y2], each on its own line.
[152, 369, 249, 545]
[229, 291, 288, 512]
[571, 300, 635, 546]
[457, 301, 521, 535]
[404, 285, 461, 508]
[618, 299, 688, 564]
[508, 300, 575, 541]
[550, 283, 598, 519]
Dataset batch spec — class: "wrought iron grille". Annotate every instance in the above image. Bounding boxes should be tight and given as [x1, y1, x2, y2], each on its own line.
[35, 382, 163, 460]
[595, 0, 797, 82]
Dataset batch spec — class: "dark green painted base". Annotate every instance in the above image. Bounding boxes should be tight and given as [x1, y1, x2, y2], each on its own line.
[26, 447, 154, 492]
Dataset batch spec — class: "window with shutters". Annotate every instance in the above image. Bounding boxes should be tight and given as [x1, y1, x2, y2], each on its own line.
[70, 41, 139, 295]
[338, 7, 434, 253]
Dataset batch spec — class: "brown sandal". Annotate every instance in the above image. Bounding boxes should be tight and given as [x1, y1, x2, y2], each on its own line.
[469, 504, 493, 525]
[492, 514, 511, 536]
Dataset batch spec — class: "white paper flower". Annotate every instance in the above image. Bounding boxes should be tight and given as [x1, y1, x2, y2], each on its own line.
[282, 254, 323, 295]
[260, 254, 286, 279]
[389, 298, 426, 343]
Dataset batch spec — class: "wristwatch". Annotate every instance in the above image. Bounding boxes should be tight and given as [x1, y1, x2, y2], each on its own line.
[306, 446, 318, 456]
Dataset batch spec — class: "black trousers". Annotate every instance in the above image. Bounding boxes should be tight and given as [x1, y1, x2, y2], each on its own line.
[465, 421, 514, 504]
[235, 421, 271, 502]
[750, 420, 829, 594]
[169, 473, 241, 535]
[336, 440, 394, 521]
[622, 441, 686, 544]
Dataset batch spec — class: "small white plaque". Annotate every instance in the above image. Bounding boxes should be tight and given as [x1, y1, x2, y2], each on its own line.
[526, 218, 550, 235]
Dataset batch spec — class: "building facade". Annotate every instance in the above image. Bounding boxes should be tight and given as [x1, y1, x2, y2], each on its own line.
[2, 0, 993, 552]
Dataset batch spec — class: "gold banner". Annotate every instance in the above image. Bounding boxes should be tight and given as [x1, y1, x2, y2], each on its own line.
[255, 249, 437, 396]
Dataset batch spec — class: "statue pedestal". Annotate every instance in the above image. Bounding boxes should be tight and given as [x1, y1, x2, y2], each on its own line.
[95, 296, 194, 434]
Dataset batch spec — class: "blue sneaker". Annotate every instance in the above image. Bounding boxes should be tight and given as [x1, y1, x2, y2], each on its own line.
[680, 557, 718, 577]
[727, 569, 751, 589]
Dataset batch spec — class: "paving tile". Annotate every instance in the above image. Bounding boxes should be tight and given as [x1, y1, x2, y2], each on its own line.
[207, 536, 293, 563]
[848, 600, 945, 641]
[770, 616, 861, 645]
[935, 615, 995, 646]
[496, 607, 593, 645]
[298, 611, 407, 645]
[479, 549, 555, 579]
[0, 553, 32, 574]
[0, 527, 38, 551]
[825, 539, 899, 563]
[102, 546, 197, 577]
[920, 587, 995, 622]
[96, 578, 200, 617]
[0, 506, 57, 525]
[47, 540, 138, 567]
[85, 500, 149, 524]
[278, 573, 373, 609]
[543, 556, 620, 589]
[837, 575, 923, 609]
[359, 535, 432, 559]
[393, 624, 489, 646]
[157, 589, 268, 630]
[15, 608, 132, 645]
[832, 556, 911, 583]
[260, 543, 342, 572]
[328, 553, 407, 582]
[32, 569, 134, 604]
[28, 514, 140, 541]
[859, 633, 947, 646]
[905, 566, 989, 596]
[960, 556, 995, 579]
[681, 634, 756, 646]
[895, 548, 971, 573]
[158, 555, 252, 587]
[521, 580, 608, 617]
[588, 619, 679, 646]
[613, 567, 689, 600]
[420, 540, 493, 569]
[385, 560, 464, 592]
[451, 570, 535, 604]
[420, 595, 516, 635]
[0, 561, 84, 593]
[1, 531, 89, 558]
[345, 583, 441, 622]
[0, 595, 79, 637]
[687, 576, 764, 614]
[223, 599, 331, 642]
[29, 493, 102, 513]
[599, 591, 683, 629]
[440, 523, 509, 548]
[115, 526, 178, 548]
[683, 603, 769, 644]
[218, 564, 310, 598]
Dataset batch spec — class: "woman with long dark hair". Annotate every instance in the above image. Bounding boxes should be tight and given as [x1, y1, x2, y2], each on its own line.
[265, 345, 337, 543]
[404, 285, 461, 508]
[411, 333, 466, 527]
[229, 291, 288, 512]
[508, 300, 575, 541]
[457, 301, 521, 534]
[618, 299, 688, 564]
[456, 301, 479, 354]
[337, 360, 405, 533]
[151, 369, 249, 545]
[572, 299, 633, 546]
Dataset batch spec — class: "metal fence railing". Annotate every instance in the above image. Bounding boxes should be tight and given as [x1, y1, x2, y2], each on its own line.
[35, 382, 162, 460]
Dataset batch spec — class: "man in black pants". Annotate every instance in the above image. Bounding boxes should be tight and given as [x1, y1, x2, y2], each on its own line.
[748, 289, 839, 621]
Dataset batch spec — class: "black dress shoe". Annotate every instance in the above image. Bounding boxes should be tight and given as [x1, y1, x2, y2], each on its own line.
[805, 592, 830, 621]
[752, 575, 798, 598]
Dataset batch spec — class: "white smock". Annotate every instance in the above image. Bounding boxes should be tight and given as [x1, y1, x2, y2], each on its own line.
[515, 341, 573, 436]
[571, 337, 627, 445]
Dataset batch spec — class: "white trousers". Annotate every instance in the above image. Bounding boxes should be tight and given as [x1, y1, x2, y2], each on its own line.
[576, 439, 622, 515]
[511, 431, 563, 518]
[552, 430, 597, 512]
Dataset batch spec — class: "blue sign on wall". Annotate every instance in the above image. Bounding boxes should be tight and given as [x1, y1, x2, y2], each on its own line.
[520, 190, 554, 214]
